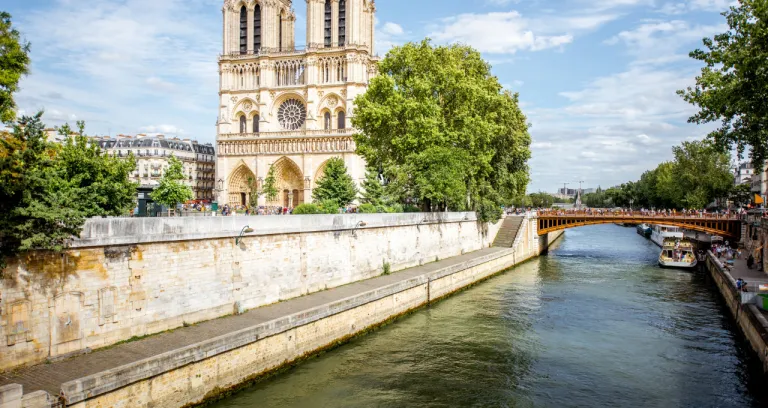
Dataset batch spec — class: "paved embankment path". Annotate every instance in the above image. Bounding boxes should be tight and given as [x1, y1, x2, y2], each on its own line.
[717, 256, 768, 290]
[0, 247, 509, 396]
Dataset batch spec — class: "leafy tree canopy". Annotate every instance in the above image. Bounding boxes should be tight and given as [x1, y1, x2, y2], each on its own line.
[150, 155, 192, 211]
[312, 157, 358, 207]
[0, 12, 30, 123]
[0, 113, 137, 268]
[360, 166, 385, 206]
[262, 165, 279, 203]
[678, 0, 768, 167]
[352, 39, 531, 222]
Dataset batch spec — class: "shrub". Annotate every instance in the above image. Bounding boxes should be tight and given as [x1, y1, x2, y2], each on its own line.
[319, 199, 340, 214]
[359, 203, 378, 213]
[403, 205, 421, 213]
[293, 203, 323, 214]
[382, 260, 391, 275]
[386, 203, 404, 213]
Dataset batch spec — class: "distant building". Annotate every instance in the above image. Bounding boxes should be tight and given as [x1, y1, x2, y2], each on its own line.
[556, 187, 595, 198]
[752, 162, 768, 207]
[735, 162, 754, 185]
[91, 135, 217, 201]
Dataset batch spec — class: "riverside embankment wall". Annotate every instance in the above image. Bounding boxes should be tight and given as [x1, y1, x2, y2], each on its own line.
[0, 215, 561, 408]
[0, 213, 502, 372]
[706, 254, 768, 372]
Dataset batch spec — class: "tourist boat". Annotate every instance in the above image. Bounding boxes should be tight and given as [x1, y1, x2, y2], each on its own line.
[658, 238, 698, 269]
[650, 224, 684, 247]
[636, 223, 652, 238]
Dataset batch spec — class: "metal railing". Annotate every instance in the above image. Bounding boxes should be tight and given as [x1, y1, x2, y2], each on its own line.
[220, 44, 373, 60]
[536, 210, 742, 220]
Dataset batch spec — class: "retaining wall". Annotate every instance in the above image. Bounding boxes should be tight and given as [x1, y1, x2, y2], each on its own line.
[706, 254, 768, 372]
[0, 213, 499, 371]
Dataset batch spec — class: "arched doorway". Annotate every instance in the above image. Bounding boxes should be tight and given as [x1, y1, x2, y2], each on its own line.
[228, 164, 257, 206]
[270, 157, 304, 207]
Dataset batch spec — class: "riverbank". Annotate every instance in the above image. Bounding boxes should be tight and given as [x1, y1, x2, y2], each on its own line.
[0, 227, 563, 408]
[706, 253, 768, 373]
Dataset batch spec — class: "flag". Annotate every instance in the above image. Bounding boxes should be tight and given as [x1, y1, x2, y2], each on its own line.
[755, 194, 764, 204]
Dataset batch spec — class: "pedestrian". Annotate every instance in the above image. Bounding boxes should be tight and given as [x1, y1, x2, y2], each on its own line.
[736, 278, 744, 291]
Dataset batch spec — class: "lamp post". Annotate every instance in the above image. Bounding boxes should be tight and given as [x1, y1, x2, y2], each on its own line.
[235, 225, 254, 245]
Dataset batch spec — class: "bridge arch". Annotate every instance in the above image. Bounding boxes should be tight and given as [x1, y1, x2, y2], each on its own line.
[536, 215, 741, 240]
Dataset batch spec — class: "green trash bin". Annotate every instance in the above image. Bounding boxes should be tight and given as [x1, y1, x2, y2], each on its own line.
[758, 294, 768, 310]
[211, 202, 219, 212]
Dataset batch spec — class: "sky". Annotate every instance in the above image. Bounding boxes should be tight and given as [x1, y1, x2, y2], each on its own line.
[4, 0, 734, 192]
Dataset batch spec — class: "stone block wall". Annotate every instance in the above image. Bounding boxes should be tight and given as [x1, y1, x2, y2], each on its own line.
[0, 213, 501, 371]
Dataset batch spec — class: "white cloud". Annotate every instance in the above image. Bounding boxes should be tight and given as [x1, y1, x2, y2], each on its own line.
[15, 0, 219, 141]
[658, 0, 736, 14]
[429, 11, 618, 54]
[605, 20, 727, 65]
[139, 125, 184, 135]
[381, 22, 404, 36]
[376, 20, 410, 52]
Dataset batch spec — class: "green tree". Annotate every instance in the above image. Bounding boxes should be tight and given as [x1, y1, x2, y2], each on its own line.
[669, 141, 734, 208]
[678, 0, 768, 167]
[150, 155, 192, 213]
[0, 12, 30, 123]
[360, 166, 385, 206]
[312, 157, 358, 207]
[247, 176, 259, 208]
[352, 39, 531, 221]
[262, 165, 279, 203]
[730, 183, 752, 208]
[0, 114, 137, 269]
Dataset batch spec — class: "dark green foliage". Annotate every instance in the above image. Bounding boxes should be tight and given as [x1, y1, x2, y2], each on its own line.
[312, 157, 358, 207]
[352, 39, 531, 222]
[679, 0, 768, 167]
[262, 165, 279, 203]
[318, 199, 340, 214]
[358, 203, 378, 213]
[0, 114, 137, 268]
[0, 12, 30, 123]
[292, 203, 324, 214]
[150, 155, 193, 211]
[360, 166, 385, 206]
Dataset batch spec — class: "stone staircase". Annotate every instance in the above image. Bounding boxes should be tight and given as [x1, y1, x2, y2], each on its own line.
[493, 216, 525, 248]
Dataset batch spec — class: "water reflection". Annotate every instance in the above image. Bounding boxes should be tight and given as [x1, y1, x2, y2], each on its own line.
[212, 224, 768, 408]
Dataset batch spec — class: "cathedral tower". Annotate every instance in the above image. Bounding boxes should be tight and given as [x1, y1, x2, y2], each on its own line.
[217, 0, 377, 208]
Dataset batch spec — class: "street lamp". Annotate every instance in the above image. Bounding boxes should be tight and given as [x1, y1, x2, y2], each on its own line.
[235, 225, 254, 245]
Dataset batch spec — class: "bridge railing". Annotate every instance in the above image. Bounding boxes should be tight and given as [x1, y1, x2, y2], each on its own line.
[536, 209, 742, 220]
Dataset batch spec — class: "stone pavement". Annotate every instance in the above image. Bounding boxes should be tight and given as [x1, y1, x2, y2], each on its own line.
[0, 247, 508, 397]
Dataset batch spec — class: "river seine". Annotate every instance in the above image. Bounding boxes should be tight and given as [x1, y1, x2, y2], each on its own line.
[212, 224, 768, 408]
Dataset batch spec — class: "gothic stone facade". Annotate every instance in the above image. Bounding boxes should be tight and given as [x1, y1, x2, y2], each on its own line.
[217, 0, 377, 207]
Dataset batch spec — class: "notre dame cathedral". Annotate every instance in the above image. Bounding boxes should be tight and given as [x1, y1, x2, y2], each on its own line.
[216, 0, 377, 207]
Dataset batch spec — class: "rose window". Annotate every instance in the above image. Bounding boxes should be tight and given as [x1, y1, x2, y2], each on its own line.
[277, 99, 307, 130]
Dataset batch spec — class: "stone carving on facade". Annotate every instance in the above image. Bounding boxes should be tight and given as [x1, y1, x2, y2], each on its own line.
[340, 89, 347, 98]
[318, 91, 325, 98]
[243, 101, 253, 112]
[231, 96, 239, 103]
[327, 96, 338, 108]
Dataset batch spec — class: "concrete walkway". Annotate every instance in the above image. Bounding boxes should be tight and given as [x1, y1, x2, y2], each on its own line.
[0, 247, 509, 396]
[717, 255, 768, 288]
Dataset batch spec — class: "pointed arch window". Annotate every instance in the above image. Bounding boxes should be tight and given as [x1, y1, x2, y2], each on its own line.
[337, 111, 345, 130]
[338, 0, 346, 46]
[253, 115, 260, 133]
[324, 112, 331, 131]
[239, 115, 246, 133]
[254, 4, 262, 52]
[239, 6, 247, 55]
[324, 0, 332, 47]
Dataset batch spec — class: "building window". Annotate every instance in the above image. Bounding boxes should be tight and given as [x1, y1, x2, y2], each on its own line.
[324, 0, 332, 47]
[253, 115, 260, 133]
[324, 112, 331, 131]
[338, 0, 346, 46]
[337, 111, 345, 130]
[254, 4, 261, 51]
[239, 6, 247, 54]
[240, 116, 247, 133]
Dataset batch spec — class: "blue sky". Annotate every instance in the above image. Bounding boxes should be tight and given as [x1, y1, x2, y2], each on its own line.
[5, 0, 732, 192]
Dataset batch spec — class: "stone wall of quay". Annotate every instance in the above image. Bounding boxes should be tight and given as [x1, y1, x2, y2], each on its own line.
[0, 213, 500, 372]
[57, 229, 561, 408]
[706, 254, 768, 372]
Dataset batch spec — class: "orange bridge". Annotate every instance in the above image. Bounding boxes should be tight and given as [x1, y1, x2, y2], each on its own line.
[537, 212, 743, 239]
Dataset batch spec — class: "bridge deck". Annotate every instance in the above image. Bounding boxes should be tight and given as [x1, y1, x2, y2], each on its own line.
[537, 213, 742, 238]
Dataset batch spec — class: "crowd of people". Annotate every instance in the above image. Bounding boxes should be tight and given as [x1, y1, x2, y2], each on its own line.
[536, 207, 745, 218]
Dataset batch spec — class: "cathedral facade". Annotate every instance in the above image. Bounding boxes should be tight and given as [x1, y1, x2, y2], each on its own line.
[216, 0, 377, 208]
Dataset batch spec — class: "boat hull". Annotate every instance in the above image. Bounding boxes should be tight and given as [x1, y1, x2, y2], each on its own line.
[658, 259, 698, 269]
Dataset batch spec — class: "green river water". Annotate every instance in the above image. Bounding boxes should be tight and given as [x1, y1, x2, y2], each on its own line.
[211, 224, 768, 408]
